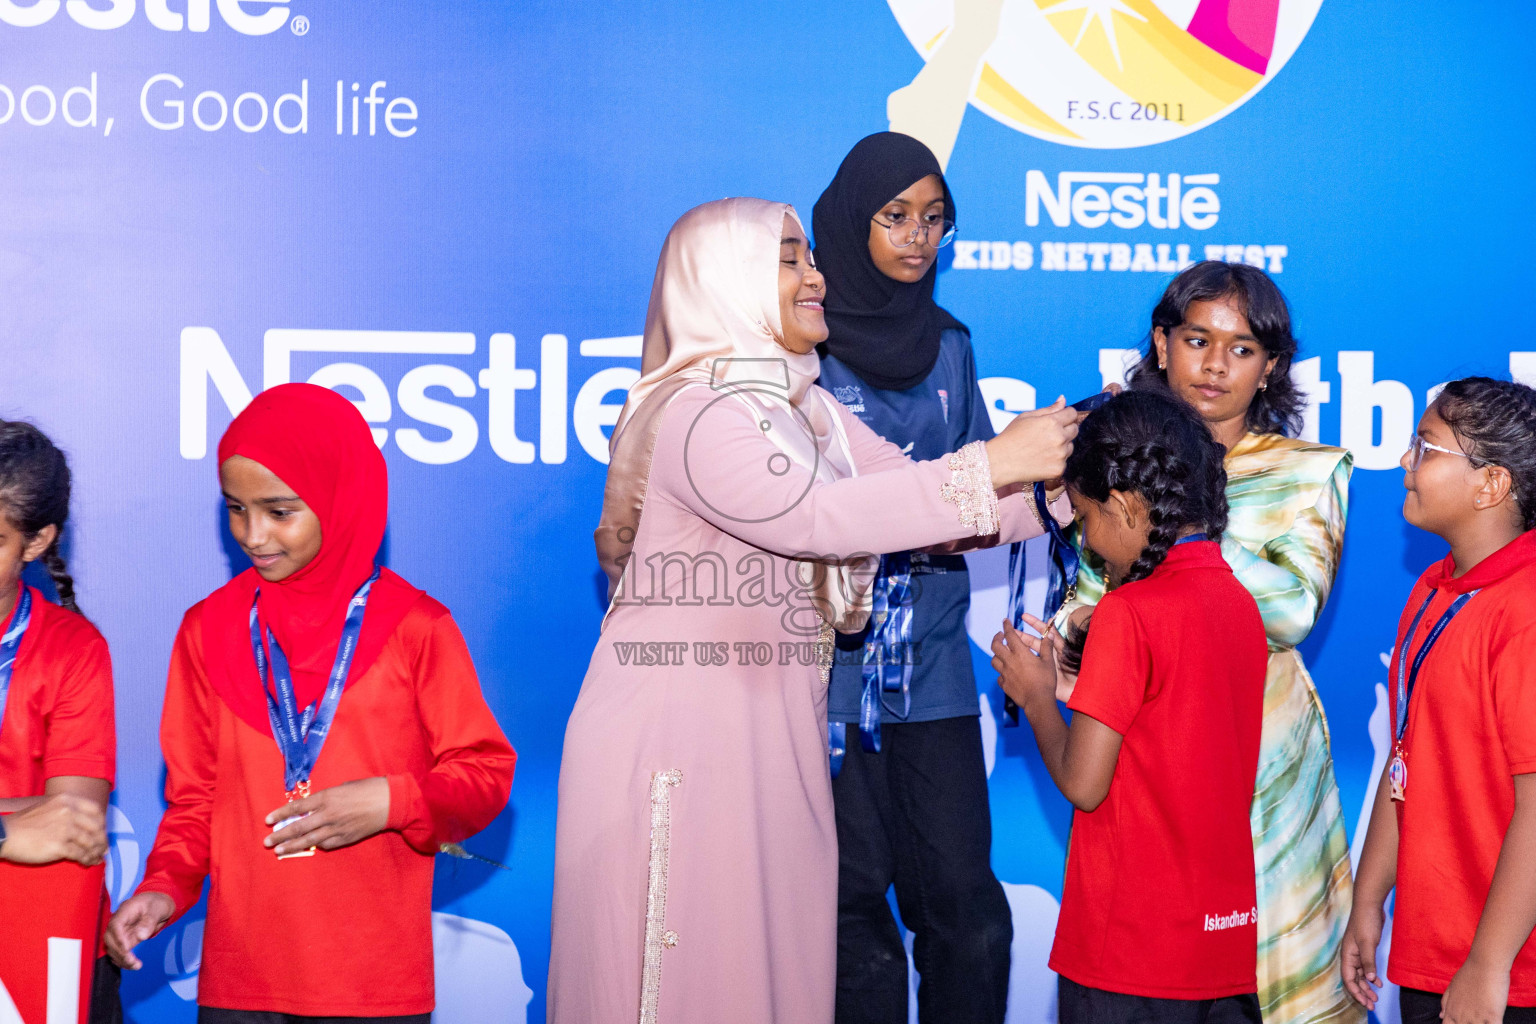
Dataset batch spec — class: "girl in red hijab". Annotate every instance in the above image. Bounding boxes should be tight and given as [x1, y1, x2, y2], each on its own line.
[105, 383, 516, 1024]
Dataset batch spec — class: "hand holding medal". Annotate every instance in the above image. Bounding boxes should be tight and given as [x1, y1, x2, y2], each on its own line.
[265, 776, 391, 858]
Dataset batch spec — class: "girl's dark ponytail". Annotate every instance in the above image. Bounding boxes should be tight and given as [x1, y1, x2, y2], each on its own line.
[0, 420, 79, 614]
[41, 546, 78, 615]
[1057, 391, 1230, 673]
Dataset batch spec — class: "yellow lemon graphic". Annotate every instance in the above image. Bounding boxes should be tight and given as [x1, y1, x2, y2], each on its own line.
[887, 0, 1323, 160]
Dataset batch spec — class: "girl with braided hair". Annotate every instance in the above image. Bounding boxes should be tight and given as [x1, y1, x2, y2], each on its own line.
[0, 419, 118, 1021]
[1060, 261, 1361, 1024]
[990, 389, 1269, 1024]
[1344, 377, 1536, 1024]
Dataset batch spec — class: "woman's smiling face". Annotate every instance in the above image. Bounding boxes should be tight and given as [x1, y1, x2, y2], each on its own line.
[777, 215, 827, 355]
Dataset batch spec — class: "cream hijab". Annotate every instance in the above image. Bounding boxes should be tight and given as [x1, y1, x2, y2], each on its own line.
[595, 197, 876, 632]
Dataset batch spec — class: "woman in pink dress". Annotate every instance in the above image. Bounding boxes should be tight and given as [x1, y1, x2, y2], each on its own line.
[548, 197, 1078, 1024]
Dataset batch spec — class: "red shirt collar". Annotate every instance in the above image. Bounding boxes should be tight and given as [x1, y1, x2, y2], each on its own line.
[1148, 538, 1226, 576]
[1423, 530, 1536, 594]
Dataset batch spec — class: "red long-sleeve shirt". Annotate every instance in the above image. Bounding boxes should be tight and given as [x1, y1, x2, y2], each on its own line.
[137, 593, 515, 1017]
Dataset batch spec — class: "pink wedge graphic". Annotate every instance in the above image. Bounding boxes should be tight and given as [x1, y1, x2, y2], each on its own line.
[1186, 0, 1280, 75]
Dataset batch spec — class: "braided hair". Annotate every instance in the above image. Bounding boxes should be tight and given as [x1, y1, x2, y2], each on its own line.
[1433, 377, 1536, 531]
[1126, 260, 1305, 437]
[1058, 390, 1229, 672]
[0, 420, 79, 614]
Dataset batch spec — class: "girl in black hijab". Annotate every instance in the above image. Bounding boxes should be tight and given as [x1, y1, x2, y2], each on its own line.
[814, 131, 968, 390]
[815, 132, 1012, 1024]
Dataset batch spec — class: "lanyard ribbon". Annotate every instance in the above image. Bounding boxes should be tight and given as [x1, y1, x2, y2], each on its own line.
[829, 552, 914, 778]
[1393, 588, 1478, 745]
[0, 586, 34, 730]
[1001, 484, 1078, 726]
[250, 567, 379, 798]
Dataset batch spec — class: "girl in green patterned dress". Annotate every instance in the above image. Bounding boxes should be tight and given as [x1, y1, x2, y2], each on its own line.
[1056, 261, 1361, 1024]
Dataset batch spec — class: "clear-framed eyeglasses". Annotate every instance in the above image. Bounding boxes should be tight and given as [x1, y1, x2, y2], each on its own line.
[871, 213, 956, 249]
[1407, 434, 1482, 472]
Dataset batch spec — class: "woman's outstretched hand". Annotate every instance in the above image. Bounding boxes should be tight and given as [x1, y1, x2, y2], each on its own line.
[985, 398, 1080, 489]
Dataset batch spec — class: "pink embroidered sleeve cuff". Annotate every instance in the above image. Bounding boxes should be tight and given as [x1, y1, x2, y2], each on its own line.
[939, 440, 1000, 537]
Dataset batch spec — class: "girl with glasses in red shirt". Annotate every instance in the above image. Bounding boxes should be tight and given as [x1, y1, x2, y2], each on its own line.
[1344, 377, 1536, 1024]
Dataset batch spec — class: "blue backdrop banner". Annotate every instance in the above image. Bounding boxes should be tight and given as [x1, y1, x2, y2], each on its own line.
[2, 2, 1533, 1021]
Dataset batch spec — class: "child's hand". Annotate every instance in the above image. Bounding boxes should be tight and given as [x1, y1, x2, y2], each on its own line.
[105, 891, 175, 970]
[1442, 957, 1511, 1024]
[264, 776, 391, 856]
[1339, 904, 1385, 1009]
[0, 792, 106, 865]
[990, 614, 1059, 713]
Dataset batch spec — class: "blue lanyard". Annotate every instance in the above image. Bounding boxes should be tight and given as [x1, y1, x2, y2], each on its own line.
[250, 568, 379, 796]
[0, 586, 34, 731]
[857, 553, 914, 755]
[1001, 484, 1078, 726]
[1393, 588, 1478, 744]
[1176, 533, 1208, 545]
[830, 553, 916, 778]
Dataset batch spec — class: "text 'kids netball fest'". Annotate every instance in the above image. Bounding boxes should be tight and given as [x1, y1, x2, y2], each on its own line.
[2, 3, 1535, 1024]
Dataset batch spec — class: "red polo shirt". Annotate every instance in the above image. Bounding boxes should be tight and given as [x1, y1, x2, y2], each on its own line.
[1388, 530, 1536, 1001]
[0, 583, 115, 955]
[0, 584, 115, 795]
[1050, 540, 1267, 1000]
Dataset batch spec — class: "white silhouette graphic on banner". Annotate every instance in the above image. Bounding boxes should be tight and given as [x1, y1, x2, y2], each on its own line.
[104, 805, 141, 910]
[1351, 659, 1400, 1024]
[164, 917, 203, 1002]
[431, 912, 534, 1024]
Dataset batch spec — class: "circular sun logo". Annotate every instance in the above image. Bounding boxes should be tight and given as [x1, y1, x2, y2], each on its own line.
[887, 0, 1323, 153]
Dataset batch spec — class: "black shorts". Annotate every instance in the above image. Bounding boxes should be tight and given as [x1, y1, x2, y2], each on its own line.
[1058, 976, 1262, 1024]
[1399, 987, 1536, 1024]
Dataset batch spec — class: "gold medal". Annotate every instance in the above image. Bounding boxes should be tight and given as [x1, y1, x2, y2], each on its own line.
[273, 783, 316, 859]
[1388, 750, 1408, 802]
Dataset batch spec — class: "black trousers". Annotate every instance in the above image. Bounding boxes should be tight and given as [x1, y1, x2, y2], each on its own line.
[833, 715, 1012, 1024]
[90, 957, 122, 1024]
[198, 1011, 430, 1024]
[1058, 976, 1263, 1024]
[1400, 986, 1536, 1024]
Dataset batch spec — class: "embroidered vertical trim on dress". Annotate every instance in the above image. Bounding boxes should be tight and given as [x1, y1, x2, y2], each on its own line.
[939, 440, 1000, 536]
[639, 768, 683, 1024]
[816, 619, 835, 687]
